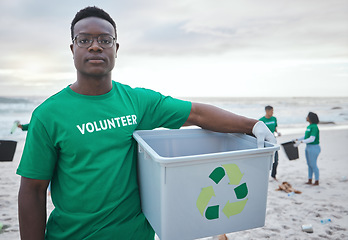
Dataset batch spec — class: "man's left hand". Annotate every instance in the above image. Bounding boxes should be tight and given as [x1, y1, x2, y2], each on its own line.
[252, 121, 277, 148]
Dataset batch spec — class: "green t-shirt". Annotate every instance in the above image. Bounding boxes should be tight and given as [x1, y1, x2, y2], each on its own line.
[304, 123, 320, 145]
[17, 81, 191, 240]
[259, 116, 277, 133]
[21, 123, 29, 131]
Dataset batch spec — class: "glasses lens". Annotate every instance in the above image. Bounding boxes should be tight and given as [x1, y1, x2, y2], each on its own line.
[76, 35, 92, 48]
[98, 35, 114, 48]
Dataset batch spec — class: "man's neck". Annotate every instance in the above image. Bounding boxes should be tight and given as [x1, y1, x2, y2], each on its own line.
[71, 75, 113, 96]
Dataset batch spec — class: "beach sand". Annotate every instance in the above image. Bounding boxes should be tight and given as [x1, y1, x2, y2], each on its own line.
[1, 127, 347, 239]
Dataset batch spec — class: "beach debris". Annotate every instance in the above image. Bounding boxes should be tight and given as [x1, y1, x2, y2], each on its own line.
[340, 176, 347, 182]
[320, 218, 332, 224]
[10, 120, 19, 134]
[212, 234, 228, 240]
[276, 182, 302, 194]
[301, 224, 313, 233]
[287, 192, 295, 197]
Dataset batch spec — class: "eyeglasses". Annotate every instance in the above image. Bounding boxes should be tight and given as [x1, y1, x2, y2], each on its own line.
[72, 34, 116, 49]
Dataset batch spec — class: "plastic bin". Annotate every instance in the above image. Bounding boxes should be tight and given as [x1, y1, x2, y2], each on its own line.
[281, 141, 299, 160]
[0, 140, 17, 161]
[133, 129, 279, 240]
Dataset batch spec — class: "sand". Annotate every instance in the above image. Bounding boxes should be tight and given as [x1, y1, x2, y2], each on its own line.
[1, 127, 347, 239]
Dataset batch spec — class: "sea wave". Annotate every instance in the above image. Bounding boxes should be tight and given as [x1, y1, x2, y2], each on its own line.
[1, 96, 348, 139]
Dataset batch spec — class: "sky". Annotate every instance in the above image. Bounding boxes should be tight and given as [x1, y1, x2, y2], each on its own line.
[0, 0, 347, 98]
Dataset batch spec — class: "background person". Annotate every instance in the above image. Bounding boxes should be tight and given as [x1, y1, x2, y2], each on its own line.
[259, 105, 280, 180]
[294, 112, 321, 185]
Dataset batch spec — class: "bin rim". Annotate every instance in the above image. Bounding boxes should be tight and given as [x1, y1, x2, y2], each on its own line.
[133, 129, 280, 165]
[0, 140, 18, 143]
[281, 140, 295, 145]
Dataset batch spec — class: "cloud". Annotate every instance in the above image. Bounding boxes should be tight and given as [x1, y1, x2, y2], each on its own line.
[1, 0, 347, 58]
[0, 0, 347, 97]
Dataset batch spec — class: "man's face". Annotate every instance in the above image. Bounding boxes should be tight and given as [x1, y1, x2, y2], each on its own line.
[266, 109, 273, 117]
[70, 17, 119, 77]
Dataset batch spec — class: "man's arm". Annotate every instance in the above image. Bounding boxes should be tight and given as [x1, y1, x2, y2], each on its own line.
[275, 127, 281, 136]
[20, 123, 30, 131]
[184, 102, 276, 147]
[184, 102, 257, 134]
[18, 177, 50, 240]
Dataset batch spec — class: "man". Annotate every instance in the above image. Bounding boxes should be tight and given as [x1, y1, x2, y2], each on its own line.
[17, 7, 275, 240]
[259, 105, 280, 179]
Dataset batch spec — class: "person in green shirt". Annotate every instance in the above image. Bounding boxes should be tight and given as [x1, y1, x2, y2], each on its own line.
[294, 112, 321, 186]
[259, 105, 280, 180]
[17, 6, 276, 240]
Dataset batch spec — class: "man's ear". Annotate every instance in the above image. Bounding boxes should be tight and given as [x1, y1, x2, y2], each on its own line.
[70, 44, 74, 56]
[115, 43, 120, 58]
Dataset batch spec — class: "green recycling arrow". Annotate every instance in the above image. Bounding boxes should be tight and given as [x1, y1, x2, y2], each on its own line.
[234, 183, 248, 199]
[222, 163, 244, 185]
[222, 199, 248, 218]
[205, 205, 219, 220]
[209, 167, 225, 184]
[196, 186, 215, 216]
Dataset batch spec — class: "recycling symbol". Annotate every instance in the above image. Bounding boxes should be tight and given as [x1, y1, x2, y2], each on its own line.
[196, 163, 248, 220]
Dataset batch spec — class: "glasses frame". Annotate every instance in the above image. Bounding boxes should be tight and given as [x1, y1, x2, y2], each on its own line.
[72, 34, 116, 49]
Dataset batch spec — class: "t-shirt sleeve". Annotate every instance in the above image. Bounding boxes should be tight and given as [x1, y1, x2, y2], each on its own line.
[16, 114, 58, 180]
[21, 123, 29, 131]
[134, 88, 192, 130]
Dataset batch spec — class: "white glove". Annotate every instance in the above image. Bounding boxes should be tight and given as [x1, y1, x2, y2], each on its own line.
[293, 140, 301, 147]
[252, 121, 277, 148]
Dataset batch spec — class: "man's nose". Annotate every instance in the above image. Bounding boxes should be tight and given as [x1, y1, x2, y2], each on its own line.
[88, 39, 103, 52]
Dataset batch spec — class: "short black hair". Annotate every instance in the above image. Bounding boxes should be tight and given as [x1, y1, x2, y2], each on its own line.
[265, 105, 273, 111]
[71, 6, 117, 40]
[308, 112, 319, 124]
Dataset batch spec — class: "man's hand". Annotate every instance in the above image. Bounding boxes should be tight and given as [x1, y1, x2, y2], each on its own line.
[252, 121, 277, 148]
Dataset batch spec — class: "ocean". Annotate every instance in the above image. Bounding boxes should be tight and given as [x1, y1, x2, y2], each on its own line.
[1, 96, 348, 140]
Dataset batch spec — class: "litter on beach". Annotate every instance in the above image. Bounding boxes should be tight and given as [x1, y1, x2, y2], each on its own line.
[276, 182, 302, 194]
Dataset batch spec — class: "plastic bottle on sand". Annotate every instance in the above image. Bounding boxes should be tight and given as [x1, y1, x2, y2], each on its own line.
[287, 192, 295, 197]
[301, 224, 313, 233]
[320, 219, 331, 224]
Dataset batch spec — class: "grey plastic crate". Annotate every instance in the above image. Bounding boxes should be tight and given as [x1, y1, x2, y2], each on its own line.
[133, 129, 279, 240]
